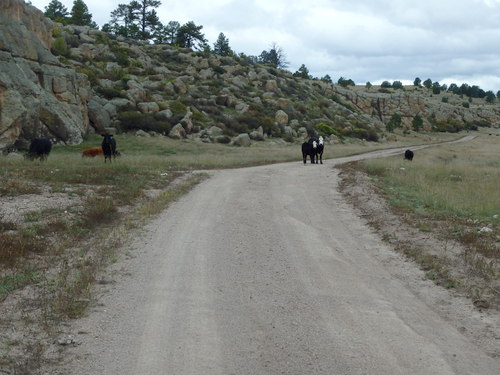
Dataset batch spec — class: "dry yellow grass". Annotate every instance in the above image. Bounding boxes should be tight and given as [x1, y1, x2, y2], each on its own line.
[359, 131, 499, 222]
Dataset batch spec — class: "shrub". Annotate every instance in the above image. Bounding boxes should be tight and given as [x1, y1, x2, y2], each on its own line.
[0, 231, 46, 266]
[51, 36, 70, 57]
[110, 68, 126, 81]
[115, 52, 130, 67]
[433, 121, 463, 133]
[95, 34, 109, 45]
[412, 115, 424, 132]
[81, 197, 119, 228]
[96, 87, 127, 100]
[315, 122, 342, 138]
[169, 100, 187, 116]
[473, 120, 491, 128]
[342, 127, 379, 142]
[118, 111, 172, 134]
[213, 66, 225, 75]
[52, 26, 63, 38]
[76, 67, 99, 86]
[255, 116, 277, 136]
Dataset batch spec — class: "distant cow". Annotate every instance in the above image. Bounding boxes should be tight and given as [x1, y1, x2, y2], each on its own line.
[404, 149, 414, 161]
[26, 137, 52, 161]
[302, 138, 318, 164]
[82, 147, 104, 157]
[101, 134, 117, 163]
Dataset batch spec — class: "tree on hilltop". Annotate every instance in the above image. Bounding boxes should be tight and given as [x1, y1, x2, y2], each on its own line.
[392, 81, 403, 89]
[175, 21, 207, 50]
[213, 33, 233, 56]
[259, 43, 289, 69]
[154, 21, 180, 44]
[104, 0, 161, 40]
[293, 64, 311, 79]
[321, 74, 333, 83]
[338, 77, 355, 87]
[44, 0, 69, 24]
[70, 0, 98, 28]
[432, 81, 441, 94]
[134, 0, 162, 40]
[485, 91, 495, 103]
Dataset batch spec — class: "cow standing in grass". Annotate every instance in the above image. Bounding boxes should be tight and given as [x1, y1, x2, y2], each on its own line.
[404, 149, 414, 161]
[26, 137, 52, 161]
[101, 134, 117, 163]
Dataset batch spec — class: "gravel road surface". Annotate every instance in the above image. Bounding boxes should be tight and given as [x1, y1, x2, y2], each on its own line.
[62, 138, 498, 375]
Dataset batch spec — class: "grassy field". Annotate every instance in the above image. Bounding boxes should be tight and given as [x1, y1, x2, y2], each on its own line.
[342, 129, 499, 305]
[358, 134, 499, 225]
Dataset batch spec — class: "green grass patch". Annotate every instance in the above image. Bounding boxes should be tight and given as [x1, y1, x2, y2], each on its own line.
[0, 271, 40, 299]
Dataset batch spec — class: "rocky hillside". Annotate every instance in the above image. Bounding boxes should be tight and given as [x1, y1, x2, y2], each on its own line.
[1, 0, 499, 151]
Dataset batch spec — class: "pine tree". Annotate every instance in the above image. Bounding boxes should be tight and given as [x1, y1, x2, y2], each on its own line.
[258, 43, 288, 69]
[213, 33, 232, 56]
[70, 0, 98, 28]
[293, 64, 310, 79]
[44, 0, 69, 24]
[130, 0, 162, 40]
[107, 0, 161, 40]
[176, 21, 207, 50]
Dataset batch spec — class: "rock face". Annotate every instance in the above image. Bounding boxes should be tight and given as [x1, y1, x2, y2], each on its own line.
[0, 0, 91, 149]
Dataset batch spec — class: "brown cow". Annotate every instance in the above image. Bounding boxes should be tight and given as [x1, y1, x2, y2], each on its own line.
[82, 147, 104, 157]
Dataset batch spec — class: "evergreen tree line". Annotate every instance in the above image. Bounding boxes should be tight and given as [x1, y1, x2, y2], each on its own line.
[379, 77, 498, 103]
[41, 0, 289, 69]
[40, 0, 497, 101]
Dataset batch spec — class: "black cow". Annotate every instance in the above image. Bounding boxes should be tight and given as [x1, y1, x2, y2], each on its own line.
[315, 136, 324, 164]
[404, 149, 414, 161]
[101, 134, 117, 163]
[302, 138, 318, 164]
[26, 137, 52, 161]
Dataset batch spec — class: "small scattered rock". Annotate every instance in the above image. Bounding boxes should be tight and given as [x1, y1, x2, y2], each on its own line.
[55, 335, 81, 347]
[473, 299, 490, 309]
[478, 226, 493, 233]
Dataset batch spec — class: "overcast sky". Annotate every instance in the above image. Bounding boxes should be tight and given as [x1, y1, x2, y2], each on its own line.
[27, 0, 500, 92]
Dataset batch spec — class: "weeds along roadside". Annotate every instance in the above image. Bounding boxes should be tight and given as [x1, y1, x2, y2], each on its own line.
[0, 155, 207, 373]
[0, 145, 211, 371]
[338, 133, 499, 308]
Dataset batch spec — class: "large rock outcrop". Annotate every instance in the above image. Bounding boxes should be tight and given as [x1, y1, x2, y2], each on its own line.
[0, 0, 90, 150]
[1, 0, 499, 151]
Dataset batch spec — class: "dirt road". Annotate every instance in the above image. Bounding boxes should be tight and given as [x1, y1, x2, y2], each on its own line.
[61, 139, 498, 375]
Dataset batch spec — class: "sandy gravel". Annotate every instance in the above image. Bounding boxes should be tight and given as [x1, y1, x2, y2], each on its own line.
[55, 138, 498, 375]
